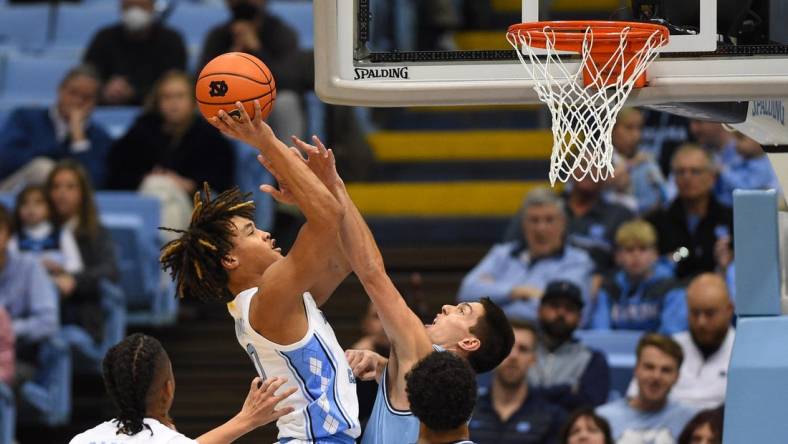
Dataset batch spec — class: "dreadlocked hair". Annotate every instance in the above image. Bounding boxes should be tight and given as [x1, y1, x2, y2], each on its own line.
[159, 183, 255, 303]
[102, 333, 167, 436]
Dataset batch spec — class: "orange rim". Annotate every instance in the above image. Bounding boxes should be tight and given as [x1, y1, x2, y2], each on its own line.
[507, 21, 669, 53]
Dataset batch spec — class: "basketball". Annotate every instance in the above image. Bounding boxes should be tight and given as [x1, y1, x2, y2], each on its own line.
[196, 52, 276, 122]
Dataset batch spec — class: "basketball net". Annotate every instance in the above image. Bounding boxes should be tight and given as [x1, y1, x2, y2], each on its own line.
[507, 23, 668, 185]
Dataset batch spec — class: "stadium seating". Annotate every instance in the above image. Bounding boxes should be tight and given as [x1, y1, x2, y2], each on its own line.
[0, 383, 14, 444]
[0, 53, 72, 107]
[60, 280, 127, 373]
[575, 329, 643, 398]
[91, 106, 140, 139]
[268, 1, 314, 49]
[0, 5, 49, 52]
[50, 4, 116, 57]
[234, 141, 275, 231]
[96, 192, 178, 326]
[19, 337, 72, 426]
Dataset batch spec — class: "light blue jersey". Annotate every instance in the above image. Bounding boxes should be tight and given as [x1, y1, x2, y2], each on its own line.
[362, 346, 444, 444]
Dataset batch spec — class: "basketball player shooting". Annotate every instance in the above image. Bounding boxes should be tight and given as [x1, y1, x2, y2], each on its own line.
[257, 128, 515, 444]
[160, 100, 360, 443]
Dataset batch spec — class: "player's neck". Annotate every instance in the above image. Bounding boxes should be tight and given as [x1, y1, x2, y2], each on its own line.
[227, 268, 265, 296]
[418, 423, 470, 444]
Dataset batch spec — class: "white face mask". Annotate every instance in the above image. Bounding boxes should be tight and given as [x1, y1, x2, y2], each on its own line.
[122, 6, 154, 32]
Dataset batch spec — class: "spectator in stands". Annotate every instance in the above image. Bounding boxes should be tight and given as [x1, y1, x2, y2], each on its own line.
[469, 320, 565, 444]
[199, 0, 306, 139]
[0, 307, 15, 385]
[646, 144, 733, 279]
[84, 0, 187, 105]
[529, 281, 610, 411]
[405, 351, 477, 444]
[716, 131, 781, 207]
[107, 70, 235, 237]
[46, 161, 119, 342]
[70, 333, 297, 444]
[639, 110, 691, 177]
[591, 219, 687, 334]
[597, 334, 696, 443]
[0, 65, 112, 191]
[677, 407, 724, 444]
[689, 120, 737, 169]
[458, 188, 594, 322]
[558, 408, 614, 444]
[563, 176, 635, 275]
[0, 203, 59, 383]
[9, 185, 83, 278]
[671, 274, 734, 410]
[611, 108, 667, 214]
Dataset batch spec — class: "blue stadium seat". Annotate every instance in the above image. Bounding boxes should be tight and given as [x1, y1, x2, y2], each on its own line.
[0, 193, 13, 211]
[0, 5, 49, 51]
[0, 53, 72, 106]
[96, 193, 178, 326]
[19, 337, 72, 426]
[0, 383, 14, 444]
[51, 4, 117, 56]
[268, 1, 313, 49]
[575, 330, 643, 399]
[166, 3, 230, 70]
[61, 280, 127, 373]
[91, 106, 140, 139]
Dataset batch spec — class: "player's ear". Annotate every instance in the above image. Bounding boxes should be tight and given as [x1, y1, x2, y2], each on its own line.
[458, 337, 480, 353]
[222, 254, 239, 270]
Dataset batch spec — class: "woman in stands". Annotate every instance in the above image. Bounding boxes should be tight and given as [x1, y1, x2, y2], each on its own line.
[70, 333, 296, 444]
[559, 408, 614, 444]
[677, 407, 724, 444]
[46, 160, 119, 342]
[106, 70, 235, 241]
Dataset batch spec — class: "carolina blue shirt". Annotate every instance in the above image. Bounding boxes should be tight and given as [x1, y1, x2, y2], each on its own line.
[597, 398, 697, 443]
[0, 249, 59, 343]
[627, 157, 667, 215]
[591, 263, 687, 334]
[716, 153, 781, 207]
[457, 242, 594, 323]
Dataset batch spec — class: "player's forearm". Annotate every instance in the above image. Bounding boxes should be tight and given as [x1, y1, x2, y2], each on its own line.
[258, 135, 344, 224]
[195, 414, 255, 444]
[336, 185, 385, 278]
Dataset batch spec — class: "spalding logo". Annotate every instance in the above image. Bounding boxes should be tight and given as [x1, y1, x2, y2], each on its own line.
[209, 80, 229, 97]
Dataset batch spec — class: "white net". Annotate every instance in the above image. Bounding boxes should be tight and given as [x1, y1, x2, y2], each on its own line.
[507, 25, 666, 185]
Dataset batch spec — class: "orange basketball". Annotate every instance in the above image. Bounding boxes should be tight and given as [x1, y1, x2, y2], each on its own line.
[196, 52, 276, 122]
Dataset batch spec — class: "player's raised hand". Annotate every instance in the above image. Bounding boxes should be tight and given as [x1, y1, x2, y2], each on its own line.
[256, 147, 308, 205]
[291, 135, 343, 194]
[209, 100, 275, 147]
[236, 377, 297, 429]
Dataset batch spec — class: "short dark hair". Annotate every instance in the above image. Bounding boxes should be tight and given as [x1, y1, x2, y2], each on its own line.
[59, 64, 101, 89]
[558, 408, 614, 444]
[678, 407, 724, 444]
[14, 184, 54, 233]
[159, 184, 255, 303]
[103, 333, 169, 436]
[467, 297, 515, 373]
[405, 352, 477, 432]
[0, 204, 11, 233]
[636, 333, 684, 368]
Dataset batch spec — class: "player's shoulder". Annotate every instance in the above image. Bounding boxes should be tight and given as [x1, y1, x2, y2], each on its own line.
[69, 421, 118, 444]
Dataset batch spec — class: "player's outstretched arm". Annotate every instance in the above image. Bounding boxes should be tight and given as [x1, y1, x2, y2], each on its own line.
[195, 377, 297, 444]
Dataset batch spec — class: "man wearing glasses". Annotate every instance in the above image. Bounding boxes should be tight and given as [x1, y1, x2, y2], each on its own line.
[646, 144, 734, 279]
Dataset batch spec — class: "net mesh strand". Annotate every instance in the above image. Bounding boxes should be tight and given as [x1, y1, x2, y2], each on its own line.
[507, 25, 665, 185]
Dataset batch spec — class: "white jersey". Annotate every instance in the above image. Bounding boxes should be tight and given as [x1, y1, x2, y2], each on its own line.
[228, 289, 360, 443]
[69, 418, 196, 444]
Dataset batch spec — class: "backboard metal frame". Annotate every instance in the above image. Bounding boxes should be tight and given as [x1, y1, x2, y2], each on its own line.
[314, 0, 788, 107]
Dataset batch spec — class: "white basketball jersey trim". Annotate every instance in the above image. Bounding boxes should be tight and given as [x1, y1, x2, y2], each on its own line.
[228, 288, 360, 443]
[69, 418, 196, 444]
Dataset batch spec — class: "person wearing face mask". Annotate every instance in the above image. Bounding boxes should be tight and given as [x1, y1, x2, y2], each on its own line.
[84, 0, 187, 105]
[199, 0, 306, 140]
[0, 65, 113, 190]
[528, 281, 611, 412]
